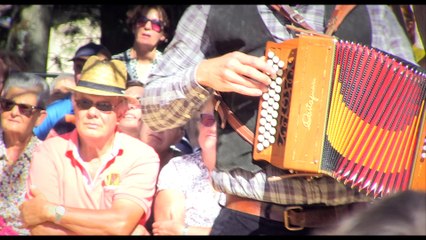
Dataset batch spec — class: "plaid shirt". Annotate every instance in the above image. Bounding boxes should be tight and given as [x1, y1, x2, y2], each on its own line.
[140, 5, 415, 205]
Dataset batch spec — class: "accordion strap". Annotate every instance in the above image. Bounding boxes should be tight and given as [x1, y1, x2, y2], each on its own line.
[270, 5, 316, 32]
[270, 4, 356, 36]
[325, 5, 356, 35]
[213, 91, 254, 145]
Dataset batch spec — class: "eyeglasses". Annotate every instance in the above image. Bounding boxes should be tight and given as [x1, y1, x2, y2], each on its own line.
[75, 98, 116, 112]
[136, 16, 164, 33]
[200, 113, 215, 127]
[0, 98, 43, 116]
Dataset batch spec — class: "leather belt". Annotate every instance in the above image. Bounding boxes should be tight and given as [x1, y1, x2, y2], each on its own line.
[225, 194, 368, 231]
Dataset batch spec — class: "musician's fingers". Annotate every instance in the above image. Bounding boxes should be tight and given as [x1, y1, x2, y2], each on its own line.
[222, 69, 267, 96]
[236, 53, 276, 83]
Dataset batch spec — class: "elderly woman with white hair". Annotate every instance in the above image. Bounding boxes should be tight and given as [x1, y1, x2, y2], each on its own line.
[0, 72, 49, 235]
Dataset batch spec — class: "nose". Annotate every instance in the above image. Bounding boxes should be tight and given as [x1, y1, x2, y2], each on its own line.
[10, 104, 20, 115]
[144, 20, 153, 29]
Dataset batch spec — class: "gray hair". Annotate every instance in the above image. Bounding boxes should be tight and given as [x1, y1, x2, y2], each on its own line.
[1, 72, 50, 109]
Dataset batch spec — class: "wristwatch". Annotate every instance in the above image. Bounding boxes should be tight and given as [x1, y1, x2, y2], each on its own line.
[54, 205, 66, 224]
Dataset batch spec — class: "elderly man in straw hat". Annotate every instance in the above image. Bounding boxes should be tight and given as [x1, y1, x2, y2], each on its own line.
[19, 56, 159, 235]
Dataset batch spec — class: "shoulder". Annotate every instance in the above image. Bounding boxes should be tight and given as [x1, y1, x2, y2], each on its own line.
[112, 49, 130, 61]
[32, 131, 73, 161]
[165, 152, 203, 171]
[38, 131, 72, 148]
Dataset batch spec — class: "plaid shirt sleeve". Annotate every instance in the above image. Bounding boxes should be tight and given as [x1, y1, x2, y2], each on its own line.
[140, 5, 212, 132]
[368, 5, 415, 64]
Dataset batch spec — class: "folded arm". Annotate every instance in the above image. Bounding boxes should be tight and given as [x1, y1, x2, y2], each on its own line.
[20, 187, 144, 235]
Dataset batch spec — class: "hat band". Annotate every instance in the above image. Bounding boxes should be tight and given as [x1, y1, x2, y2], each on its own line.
[77, 80, 125, 94]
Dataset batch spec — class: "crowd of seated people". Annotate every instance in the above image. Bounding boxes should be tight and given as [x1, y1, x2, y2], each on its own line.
[1, 4, 425, 236]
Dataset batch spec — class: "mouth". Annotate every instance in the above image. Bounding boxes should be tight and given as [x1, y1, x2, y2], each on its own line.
[84, 122, 100, 129]
[123, 113, 137, 119]
[5, 118, 21, 124]
[141, 32, 151, 37]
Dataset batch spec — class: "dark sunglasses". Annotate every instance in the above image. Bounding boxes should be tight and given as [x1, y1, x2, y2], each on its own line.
[200, 113, 215, 127]
[75, 98, 116, 112]
[136, 15, 164, 33]
[0, 98, 43, 116]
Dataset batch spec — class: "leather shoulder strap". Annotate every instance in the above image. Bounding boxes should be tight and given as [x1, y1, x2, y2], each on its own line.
[213, 91, 254, 145]
[271, 4, 356, 36]
[325, 5, 356, 35]
[270, 4, 316, 32]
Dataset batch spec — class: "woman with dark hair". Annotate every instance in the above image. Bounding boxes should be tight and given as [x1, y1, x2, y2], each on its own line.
[112, 5, 169, 86]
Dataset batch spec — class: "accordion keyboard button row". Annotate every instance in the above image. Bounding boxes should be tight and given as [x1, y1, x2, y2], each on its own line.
[256, 50, 285, 152]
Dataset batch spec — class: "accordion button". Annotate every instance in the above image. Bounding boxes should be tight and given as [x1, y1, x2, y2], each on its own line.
[259, 117, 267, 126]
[270, 119, 278, 127]
[274, 85, 282, 93]
[267, 51, 275, 59]
[265, 123, 272, 131]
[269, 127, 276, 136]
[272, 102, 279, 111]
[256, 143, 264, 151]
[273, 94, 280, 102]
[272, 56, 279, 63]
[275, 77, 283, 85]
[262, 140, 270, 148]
[272, 64, 279, 72]
[264, 131, 271, 140]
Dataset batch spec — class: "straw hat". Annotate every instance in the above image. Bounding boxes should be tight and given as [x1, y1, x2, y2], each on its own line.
[68, 56, 138, 104]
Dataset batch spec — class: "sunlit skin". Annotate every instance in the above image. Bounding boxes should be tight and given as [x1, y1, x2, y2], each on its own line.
[1, 87, 45, 139]
[72, 93, 127, 152]
[118, 85, 144, 139]
[198, 100, 217, 172]
[133, 8, 166, 56]
[1, 87, 46, 165]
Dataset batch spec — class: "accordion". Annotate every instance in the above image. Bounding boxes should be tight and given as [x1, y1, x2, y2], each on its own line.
[253, 35, 426, 198]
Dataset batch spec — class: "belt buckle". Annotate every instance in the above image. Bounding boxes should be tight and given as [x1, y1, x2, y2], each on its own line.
[283, 206, 304, 231]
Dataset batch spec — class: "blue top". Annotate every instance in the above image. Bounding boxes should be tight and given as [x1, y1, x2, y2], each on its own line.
[33, 95, 74, 140]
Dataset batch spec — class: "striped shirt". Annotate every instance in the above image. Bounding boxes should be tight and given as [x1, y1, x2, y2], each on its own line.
[140, 5, 416, 205]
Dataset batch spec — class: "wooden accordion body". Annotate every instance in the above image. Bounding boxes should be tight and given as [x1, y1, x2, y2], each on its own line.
[253, 35, 426, 198]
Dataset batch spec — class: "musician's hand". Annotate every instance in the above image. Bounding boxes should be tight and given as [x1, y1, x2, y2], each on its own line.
[196, 51, 276, 96]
